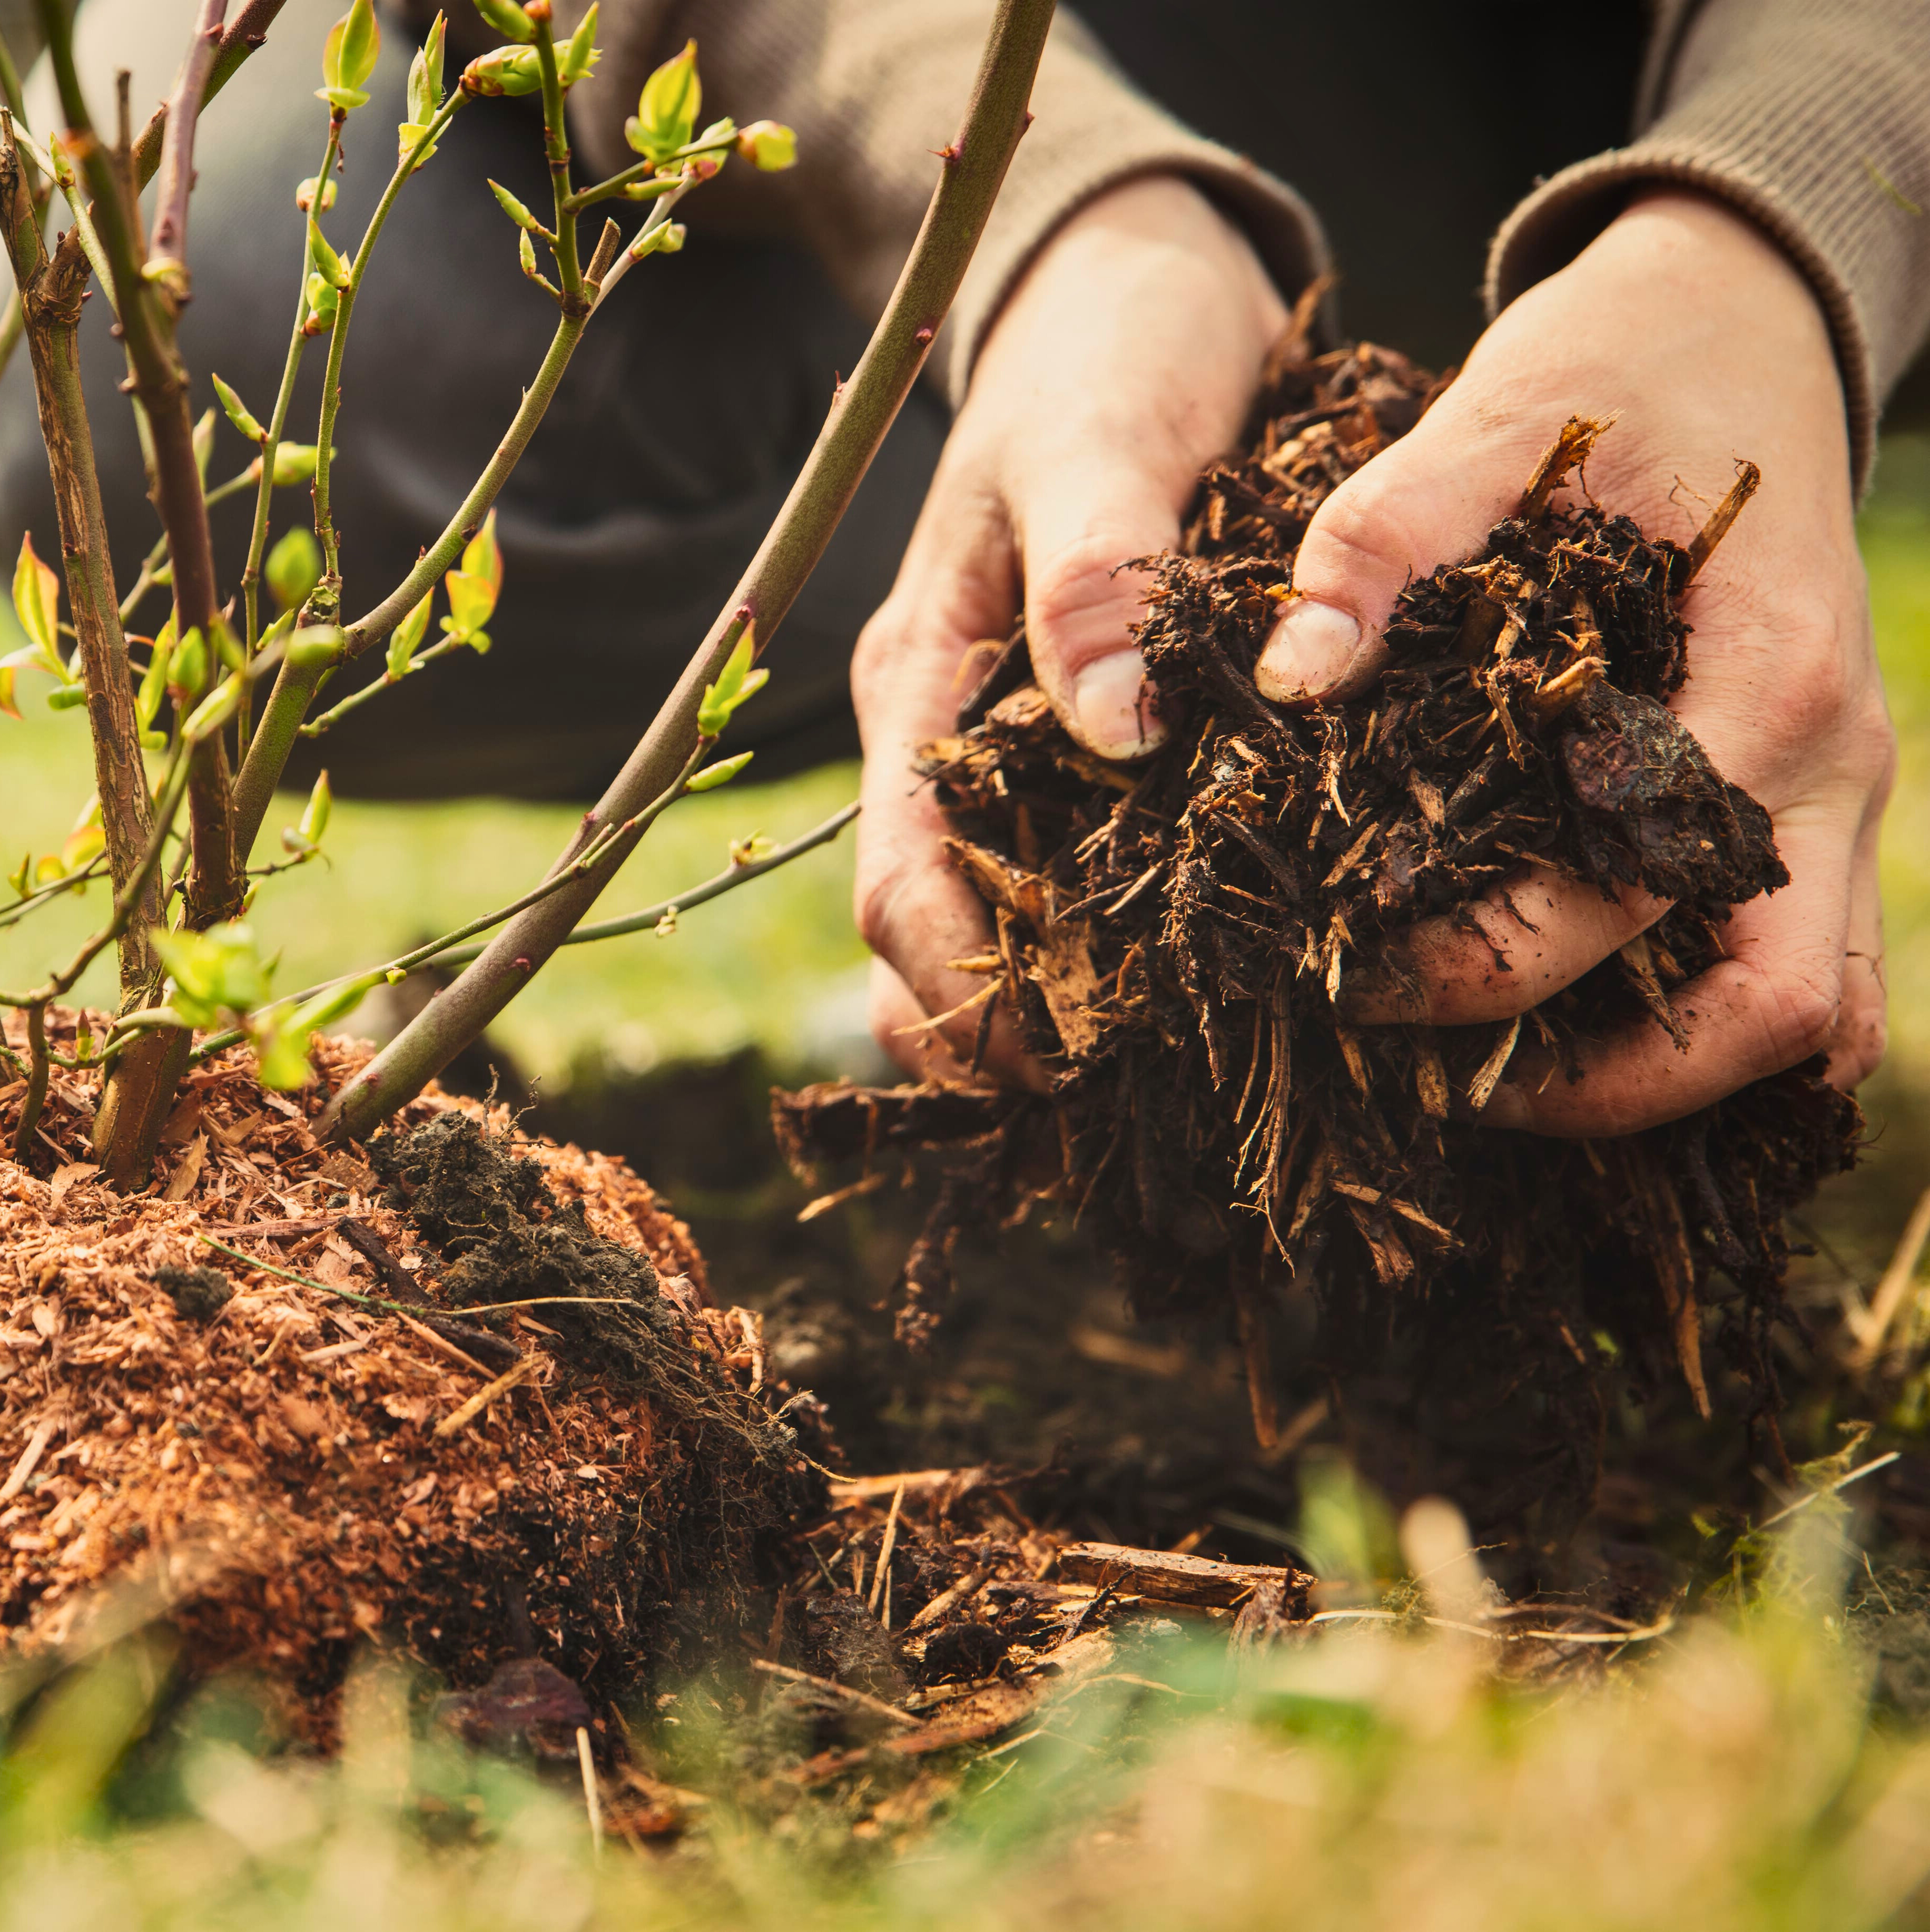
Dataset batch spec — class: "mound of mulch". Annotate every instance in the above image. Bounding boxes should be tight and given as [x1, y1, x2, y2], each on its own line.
[0, 1011, 821, 1741]
[776, 330, 1861, 1528]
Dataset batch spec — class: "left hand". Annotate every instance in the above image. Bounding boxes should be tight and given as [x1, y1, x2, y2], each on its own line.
[1253, 190, 1893, 1134]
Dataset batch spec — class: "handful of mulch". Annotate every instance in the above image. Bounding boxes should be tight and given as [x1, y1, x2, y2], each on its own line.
[776, 334, 1860, 1519]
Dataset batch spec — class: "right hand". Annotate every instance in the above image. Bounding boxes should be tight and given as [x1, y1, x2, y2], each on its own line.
[851, 175, 1288, 1082]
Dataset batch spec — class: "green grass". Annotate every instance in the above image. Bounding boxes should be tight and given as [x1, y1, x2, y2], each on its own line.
[8, 436, 1930, 1102]
[3, 1518, 1928, 1930]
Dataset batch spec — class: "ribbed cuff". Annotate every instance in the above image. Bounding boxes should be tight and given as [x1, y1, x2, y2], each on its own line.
[937, 16, 1327, 405]
[1485, 0, 1930, 496]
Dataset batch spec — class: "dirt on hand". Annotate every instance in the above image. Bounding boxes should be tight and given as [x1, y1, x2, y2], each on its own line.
[776, 326, 1861, 1533]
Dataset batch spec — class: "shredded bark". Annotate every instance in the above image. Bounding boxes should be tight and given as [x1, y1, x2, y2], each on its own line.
[776, 336, 1861, 1524]
[0, 1015, 822, 1741]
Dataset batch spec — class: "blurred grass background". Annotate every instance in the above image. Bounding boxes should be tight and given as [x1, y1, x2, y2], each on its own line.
[7, 434, 1930, 1103]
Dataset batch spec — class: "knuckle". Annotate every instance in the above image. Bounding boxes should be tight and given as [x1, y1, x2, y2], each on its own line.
[1298, 470, 1434, 594]
[1027, 531, 1154, 644]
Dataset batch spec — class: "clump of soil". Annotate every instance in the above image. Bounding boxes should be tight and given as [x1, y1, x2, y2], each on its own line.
[776, 329, 1861, 1526]
[0, 1015, 821, 1740]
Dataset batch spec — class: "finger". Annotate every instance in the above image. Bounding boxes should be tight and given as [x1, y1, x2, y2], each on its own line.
[869, 957, 968, 1084]
[1253, 404, 1530, 707]
[1480, 809, 1853, 1136]
[1338, 874, 1671, 1026]
[1017, 462, 1179, 761]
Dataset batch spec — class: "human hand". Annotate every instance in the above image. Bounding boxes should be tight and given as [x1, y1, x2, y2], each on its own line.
[1253, 190, 1892, 1134]
[852, 175, 1288, 1082]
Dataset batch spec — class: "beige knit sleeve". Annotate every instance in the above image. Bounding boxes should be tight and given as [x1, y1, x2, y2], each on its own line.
[1485, 0, 1930, 491]
[554, 0, 1326, 406]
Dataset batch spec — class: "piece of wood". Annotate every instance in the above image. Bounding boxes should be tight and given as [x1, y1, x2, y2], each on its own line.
[1057, 1541, 1304, 1610]
[433, 1356, 537, 1438]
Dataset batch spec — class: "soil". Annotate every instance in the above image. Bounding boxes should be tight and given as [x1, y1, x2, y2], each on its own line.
[775, 327, 1863, 1539]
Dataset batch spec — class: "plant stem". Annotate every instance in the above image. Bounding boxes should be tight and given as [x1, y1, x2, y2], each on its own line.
[531, 19, 581, 308]
[127, 0, 290, 187]
[324, 0, 1058, 1142]
[308, 95, 467, 613]
[240, 119, 340, 680]
[297, 634, 464, 737]
[39, 0, 243, 930]
[232, 308, 587, 857]
[184, 801, 859, 1065]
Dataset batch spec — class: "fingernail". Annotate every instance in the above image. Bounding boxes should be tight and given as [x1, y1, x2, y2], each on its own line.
[1071, 651, 1165, 760]
[1254, 597, 1372, 703]
[1475, 1082, 1531, 1131]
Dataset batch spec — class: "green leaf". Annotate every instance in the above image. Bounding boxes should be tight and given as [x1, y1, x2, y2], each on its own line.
[316, 84, 372, 112]
[267, 526, 324, 613]
[181, 668, 245, 742]
[0, 665, 16, 721]
[472, 0, 536, 42]
[396, 120, 442, 169]
[625, 39, 699, 161]
[686, 750, 753, 792]
[153, 920, 273, 1029]
[408, 11, 447, 121]
[335, 0, 381, 93]
[696, 626, 763, 735]
[45, 684, 87, 711]
[489, 178, 539, 230]
[626, 219, 684, 262]
[12, 532, 61, 672]
[7, 852, 27, 897]
[61, 819, 103, 874]
[560, 3, 600, 85]
[387, 587, 434, 680]
[211, 372, 265, 444]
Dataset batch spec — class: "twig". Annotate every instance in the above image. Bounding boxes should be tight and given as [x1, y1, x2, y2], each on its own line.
[576, 1728, 603, 1861]
[750, 1658, 920, 1728]
[868, 1475, 907, 1620]
[1685, 460, 1761, 582]
[1756, 1450, 1901, 1531]
[0, 1416, 57, 1505]
[324, 0, 1058, 1141]
[1846, 1186, 1930, 1369]
[433, 1355, 538, 1438]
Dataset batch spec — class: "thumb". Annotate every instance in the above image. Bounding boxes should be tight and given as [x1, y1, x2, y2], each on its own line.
[1254, 423, 1508, 707]
[1019, 462, 1181, 760]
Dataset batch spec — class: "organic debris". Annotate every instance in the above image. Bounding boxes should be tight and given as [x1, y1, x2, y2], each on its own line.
[0, 1013, 821, 1741]
[777, 334, 1861, 1527]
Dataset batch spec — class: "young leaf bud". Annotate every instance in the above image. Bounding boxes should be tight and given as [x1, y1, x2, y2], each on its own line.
[211, 612, 247, 674]
[317, 0, 380, 111]
[12, 532, 62, 673]
[490, 178, 539, 230]
[46, 684, 87, 711]
[267, 443, 321, 487]
[303, 271, 339, 336]
[171, 626, 209, 700]
[472, 0, 537, 43]
[267, 526, 324, 613]
[686, 750, 754, 792]
[136, 632, 172, 729]
[182, 666, 246, 742]
[460, 508, 504, 596]
[622, 175, 680, 202]
[287, 625, 347, 670]
[682, 153, 721, 184]
[462, 45, 542, 95]
[408, 12, 447, 121]
[6, 853, 27, 897]
[212, 372, 265, 444]
[308, 218, 350, 290]
[298, 768, 333, 845]
[625, 39, 699, 160]
[518, 227, 539, 279]
[386, 586, 434, 680]
[627, 220, 685, 261]
[736, 120, 797, 171]
[191, 406, 217, 482]
[397, 121, 442, 169]
[560, 3, 600, 85]
[296, 175, 339, 213]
